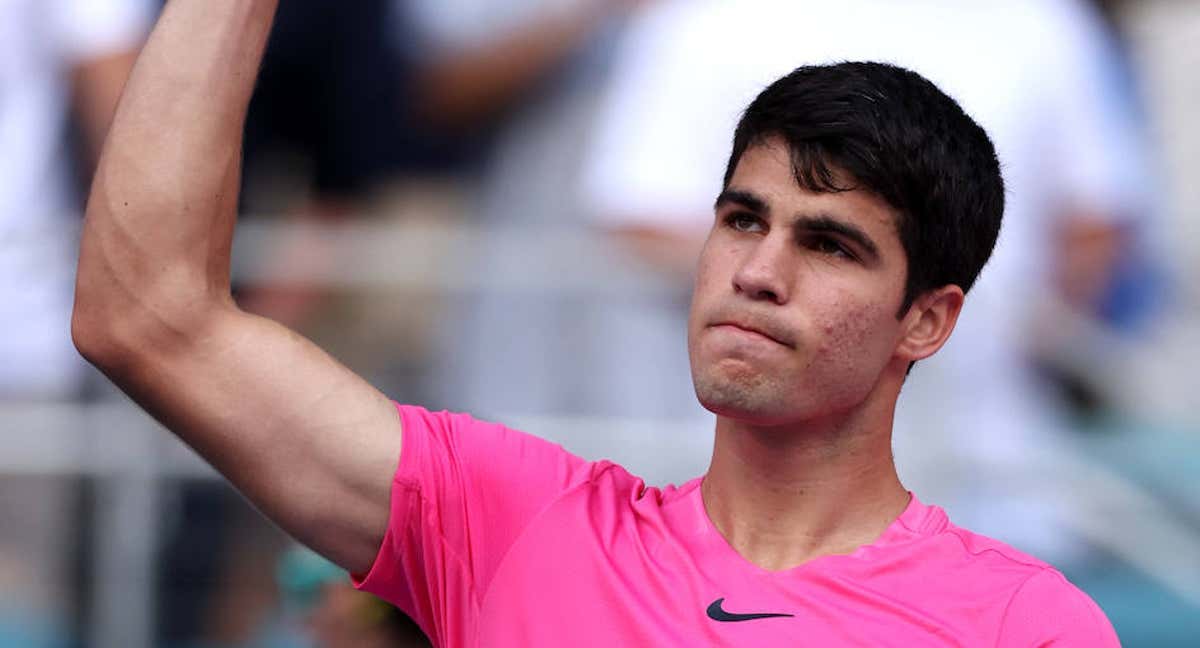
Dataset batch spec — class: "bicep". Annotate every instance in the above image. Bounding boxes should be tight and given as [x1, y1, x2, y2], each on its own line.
[111, 307, 401, 574]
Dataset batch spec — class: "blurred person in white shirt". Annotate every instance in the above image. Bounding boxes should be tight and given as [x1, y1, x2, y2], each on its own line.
[0, 2, 151, 645]
[0, 0, 153, 399]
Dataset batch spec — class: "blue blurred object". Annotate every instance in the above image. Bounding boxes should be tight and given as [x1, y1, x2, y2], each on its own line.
[275, 545, 345, 616]
[0, 611, 69, 648]
[1068, 417, 1200, 647]
[1067, 557, 1200, 648]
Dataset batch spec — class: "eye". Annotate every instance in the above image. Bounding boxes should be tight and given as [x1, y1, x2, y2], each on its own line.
[724, 212, 764, 233]
[809, 235, 855, 260]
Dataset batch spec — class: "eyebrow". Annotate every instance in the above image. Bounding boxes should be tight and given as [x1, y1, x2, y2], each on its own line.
[795, 215, 880, 261]
[714, 188, 881, 261]
[714, 188, 766, 213]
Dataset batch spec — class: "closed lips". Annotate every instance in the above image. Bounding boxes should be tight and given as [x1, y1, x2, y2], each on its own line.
[711, 320, 794, 348]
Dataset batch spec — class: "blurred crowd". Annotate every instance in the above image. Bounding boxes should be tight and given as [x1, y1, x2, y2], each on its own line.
[2, 0, 1199, 646]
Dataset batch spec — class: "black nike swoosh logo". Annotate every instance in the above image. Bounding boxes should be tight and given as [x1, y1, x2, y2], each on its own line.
[706, 597, 795, 622]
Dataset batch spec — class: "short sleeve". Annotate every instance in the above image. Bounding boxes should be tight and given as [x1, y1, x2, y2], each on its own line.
[353, 404, 594, 644]
[996, 569, 1121, 647]
[50, 0, 155, 62]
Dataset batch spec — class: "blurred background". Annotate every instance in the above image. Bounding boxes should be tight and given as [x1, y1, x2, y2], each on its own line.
[2, 0, 1199, 646]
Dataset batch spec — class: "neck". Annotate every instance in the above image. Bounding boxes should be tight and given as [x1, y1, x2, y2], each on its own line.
[701, 380, 909, 571]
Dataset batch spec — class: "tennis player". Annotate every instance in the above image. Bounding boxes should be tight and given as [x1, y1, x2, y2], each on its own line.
[73, 1, 1120, 645]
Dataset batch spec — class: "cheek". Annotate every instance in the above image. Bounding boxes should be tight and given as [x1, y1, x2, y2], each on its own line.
[692, 237, 734, 288]
[811, 297, 895, 378]
[689, 242, 734, 325]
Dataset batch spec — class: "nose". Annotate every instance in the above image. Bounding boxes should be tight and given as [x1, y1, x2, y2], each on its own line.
[732, 237, 790, 304]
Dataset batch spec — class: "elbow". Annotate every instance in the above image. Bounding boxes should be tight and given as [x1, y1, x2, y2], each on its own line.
[71, 233, 235, 371]
[72, 225, 132, 368]
[72, 281, 236, 373]
[71, 296, 126, 371]
[70, 282, 152, 372]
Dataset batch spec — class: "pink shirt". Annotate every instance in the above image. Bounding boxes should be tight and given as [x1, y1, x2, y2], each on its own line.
[354, 405, 1120, 647]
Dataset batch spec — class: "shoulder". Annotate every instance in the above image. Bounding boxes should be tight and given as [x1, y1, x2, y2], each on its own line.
[899, 498, 1055, 577]
[996, 568, 1121, 646]
[391, 404, 601, 497]
[939, 523, 1054, 572]
[933, 523, 1119, 646]
[395, 404, 576, 460]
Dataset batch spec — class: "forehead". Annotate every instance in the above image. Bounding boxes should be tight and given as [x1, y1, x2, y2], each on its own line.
[725, 139, 903, 246]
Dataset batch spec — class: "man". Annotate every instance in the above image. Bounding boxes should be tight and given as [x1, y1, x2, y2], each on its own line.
[577, 0, 1152, 560]
[72, 1, 1120, 645]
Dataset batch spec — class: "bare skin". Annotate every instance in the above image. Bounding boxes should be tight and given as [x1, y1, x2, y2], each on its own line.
[72, 0, 398, 576]
[689, 139, 964, 570]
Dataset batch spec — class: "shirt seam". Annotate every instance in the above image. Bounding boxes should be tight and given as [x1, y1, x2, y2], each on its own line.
[475, 460, 622, 614]
[993, 567, 1053, 648]
[413, 484, 482, 648]
[392, 405, 482, 644]
[943, 527, 1050, 570]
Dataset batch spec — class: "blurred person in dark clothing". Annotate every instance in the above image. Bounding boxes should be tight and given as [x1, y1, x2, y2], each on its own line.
[234, 0, 414, 326]
[242, 0, 409, 208]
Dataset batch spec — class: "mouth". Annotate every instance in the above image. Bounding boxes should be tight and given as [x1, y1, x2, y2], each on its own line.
[709, 320, 794, 348]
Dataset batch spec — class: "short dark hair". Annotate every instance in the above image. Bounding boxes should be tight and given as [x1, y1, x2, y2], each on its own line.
[724, 61, 1004, 314]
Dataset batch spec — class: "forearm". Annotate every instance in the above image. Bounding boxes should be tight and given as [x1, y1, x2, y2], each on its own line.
[75, 0, 277, 352]
[68, 1, 403, 574]
[420, 3, 609, 127]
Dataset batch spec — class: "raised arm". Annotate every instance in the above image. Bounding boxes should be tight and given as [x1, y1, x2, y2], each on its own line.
[71, 0, 400, 575]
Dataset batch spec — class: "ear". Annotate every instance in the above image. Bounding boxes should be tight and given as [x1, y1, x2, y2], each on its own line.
[895, 285, 964, 362]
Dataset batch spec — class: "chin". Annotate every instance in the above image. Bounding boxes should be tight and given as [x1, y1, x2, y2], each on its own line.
[692, 369, 799, 425]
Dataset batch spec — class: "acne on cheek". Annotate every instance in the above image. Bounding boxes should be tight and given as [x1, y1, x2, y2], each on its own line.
[816, 298, 890, 370]
[797, 304, 888, 413]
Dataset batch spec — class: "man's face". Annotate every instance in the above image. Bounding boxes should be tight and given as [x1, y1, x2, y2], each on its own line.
[688, 138, 911, 425]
